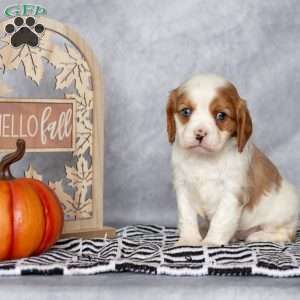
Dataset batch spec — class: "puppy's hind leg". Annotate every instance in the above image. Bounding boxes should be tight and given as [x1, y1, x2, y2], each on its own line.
[246, 223, 297, 243]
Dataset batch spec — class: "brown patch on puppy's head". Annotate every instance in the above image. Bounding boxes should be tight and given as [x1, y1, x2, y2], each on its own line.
[210, 91, 237, 135]
[210, 83, 253, 152]
[166, 89, 177, 144]
[166, 89, 196, 143]
[236, 99, 252, 153]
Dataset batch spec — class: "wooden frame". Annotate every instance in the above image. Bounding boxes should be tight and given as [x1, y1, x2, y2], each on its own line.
[0, 17, 115, 238]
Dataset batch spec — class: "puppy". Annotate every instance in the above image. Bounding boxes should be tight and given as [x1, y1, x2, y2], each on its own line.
[166, 74, 299, 246]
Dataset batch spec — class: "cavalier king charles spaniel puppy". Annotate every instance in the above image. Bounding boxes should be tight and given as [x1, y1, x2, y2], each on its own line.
[166, 74, 299, 246]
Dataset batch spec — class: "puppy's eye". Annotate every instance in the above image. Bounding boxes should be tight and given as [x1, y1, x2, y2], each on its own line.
[180, 108, 192, 117]
[216, 112, 227, 121]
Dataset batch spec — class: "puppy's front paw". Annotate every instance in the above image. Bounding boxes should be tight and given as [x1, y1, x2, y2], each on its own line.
[175, 238, 202, 247]
[200, 239, 227, 247]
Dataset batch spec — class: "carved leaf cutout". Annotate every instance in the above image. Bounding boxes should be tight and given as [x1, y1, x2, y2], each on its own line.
[44, 43, 91, 92]
[74, 195, 92, 219]
[65, 155, 92, 190]
[0, 31, 53, 84]
[41, 44, 71, 66]
[65, 90, 93, 121]
[65, 90, 93, 156]
[49, 180, 92, 220]
[21, 47, 44, 84]
[25, 164, 43, 181]
[49, 180, 75, 219]
[76, 119, 92, 156]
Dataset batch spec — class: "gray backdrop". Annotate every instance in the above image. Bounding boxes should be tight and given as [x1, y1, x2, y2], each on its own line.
[1, 0, 300, 228]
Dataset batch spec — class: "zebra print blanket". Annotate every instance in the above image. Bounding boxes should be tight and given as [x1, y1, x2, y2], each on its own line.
[1, 225, 300, 277]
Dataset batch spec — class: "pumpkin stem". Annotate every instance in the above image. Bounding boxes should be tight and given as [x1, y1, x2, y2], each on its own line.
[0, 139, 26, 180]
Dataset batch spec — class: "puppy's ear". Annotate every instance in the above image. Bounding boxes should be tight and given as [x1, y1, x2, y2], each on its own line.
[166, 89, 178, 144]
[236, 99, 252, 152]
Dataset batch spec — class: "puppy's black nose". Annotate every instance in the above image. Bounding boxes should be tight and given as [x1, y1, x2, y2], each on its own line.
[195, 134, 204, 143]
[195, 129, 207, 143]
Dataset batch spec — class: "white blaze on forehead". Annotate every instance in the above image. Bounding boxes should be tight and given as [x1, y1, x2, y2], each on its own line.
[176, 74, 231, 147]
[180, 74, 228, 105]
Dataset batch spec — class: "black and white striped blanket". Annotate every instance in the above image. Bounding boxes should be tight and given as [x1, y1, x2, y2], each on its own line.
[1, 225, 300, 277]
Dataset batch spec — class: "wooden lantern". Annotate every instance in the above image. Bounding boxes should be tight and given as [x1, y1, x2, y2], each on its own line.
[0, 16, 115, 238]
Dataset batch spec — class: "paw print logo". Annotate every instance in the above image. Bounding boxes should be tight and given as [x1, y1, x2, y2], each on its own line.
[5, 17, 45, 48]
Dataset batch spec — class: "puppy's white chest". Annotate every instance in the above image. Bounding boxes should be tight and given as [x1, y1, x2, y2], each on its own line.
[195, 179, 224, 220]
[178, 159, 228, 219]
[173, 145, 249, 220]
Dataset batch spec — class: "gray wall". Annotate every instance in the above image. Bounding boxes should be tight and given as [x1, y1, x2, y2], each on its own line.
[1, 0, 300, 227]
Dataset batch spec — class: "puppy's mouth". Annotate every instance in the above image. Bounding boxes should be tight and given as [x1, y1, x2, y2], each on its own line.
[187, 144, 215, 153]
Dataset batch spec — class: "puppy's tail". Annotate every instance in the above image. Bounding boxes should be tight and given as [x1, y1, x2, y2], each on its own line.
[0, 81, 11, 97]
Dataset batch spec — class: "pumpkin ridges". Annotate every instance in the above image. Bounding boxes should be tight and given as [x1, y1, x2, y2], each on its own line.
[36, 190, 51, 254]
[9, 180, 46, 259]
[0, 181, 13, 260]
[42, 181, 63, 251]
[7, 181, 14, 260]
[33, 181, 53, 254]
[27, 179, 63, 254]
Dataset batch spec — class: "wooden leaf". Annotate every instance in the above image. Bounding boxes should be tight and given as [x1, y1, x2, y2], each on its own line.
[45, 43, 91, 93]
[56, 67, 75, 89]
[65, 155, 92, 190]
[65, 90, 93, 119]
[65, 156, 92, 218]
[74, 196, 92, 219]
[72, 183, 92, 219]
[42, 44, 73, 68]
[65, 44, 90, 73]
[49, 180, 75, 220]
[65, 89, 93, 156]
[65, 164, 80, 188]
[76, 119, 92, 156]
[0, 42, 25, 70]
[25, 164, 43, 181]
[77, 155, 93, 185]
[0, 41, 45, 84]
[49, 179, 92, 220]
[22, 46, 44, 84]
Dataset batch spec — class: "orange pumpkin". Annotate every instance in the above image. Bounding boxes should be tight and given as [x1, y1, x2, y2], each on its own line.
[0, 139, 63, 260]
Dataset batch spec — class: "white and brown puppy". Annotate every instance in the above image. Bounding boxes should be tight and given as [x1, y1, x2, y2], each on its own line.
[167, 74, 299, 246]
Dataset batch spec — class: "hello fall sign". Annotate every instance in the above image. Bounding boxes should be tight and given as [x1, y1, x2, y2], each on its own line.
[0, 99, 75, 151]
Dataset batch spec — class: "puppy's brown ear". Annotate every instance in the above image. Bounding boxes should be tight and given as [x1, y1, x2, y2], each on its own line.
[236, 99, 252, 152]
[166, 89, 177, 144]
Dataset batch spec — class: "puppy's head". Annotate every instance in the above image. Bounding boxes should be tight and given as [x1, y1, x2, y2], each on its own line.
[166, 74, 252, 154]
